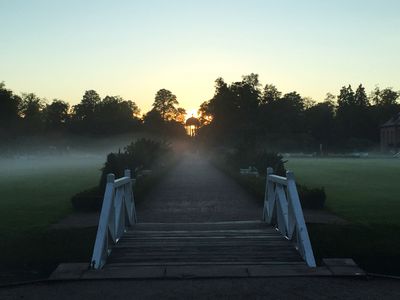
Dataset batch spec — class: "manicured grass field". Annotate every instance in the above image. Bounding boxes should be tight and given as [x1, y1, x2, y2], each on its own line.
[286, 157, 400, 275]
[286, 157, 400, 225]
[0, 155, 102, 281]
[0, 155, 102, 233]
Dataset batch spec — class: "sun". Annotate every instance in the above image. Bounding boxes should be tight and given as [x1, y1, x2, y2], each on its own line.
[185, 108, 198, 120]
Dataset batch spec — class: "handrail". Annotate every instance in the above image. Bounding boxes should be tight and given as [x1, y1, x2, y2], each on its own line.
[90, 169, 137, 269]
[263, 167, 316, 267]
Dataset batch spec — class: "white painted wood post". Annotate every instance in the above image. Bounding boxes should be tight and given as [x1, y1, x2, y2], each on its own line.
[124, 169, 137, 224]
[263, 167, 273, 221]
[124, 169, 131, 178]
[91, 173, 115, 269]
[286, 171, 316, 267]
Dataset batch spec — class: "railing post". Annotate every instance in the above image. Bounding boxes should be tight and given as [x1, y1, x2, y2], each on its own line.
[286, 171, 316, 267]
[124, 168, 137, 224]
[91, 173, 115, 269]
[107, 173, 115, 183]
[263, 167, 273, 221]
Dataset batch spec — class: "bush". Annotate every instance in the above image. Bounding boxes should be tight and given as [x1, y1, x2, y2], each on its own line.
[99, 138, 170, 191]
[71, 138, 171, 212]
[297, 184, 326, 209]
[70, 186, 102, 212]
[254, 151, 286, 176]
[225, 145, 286, 176]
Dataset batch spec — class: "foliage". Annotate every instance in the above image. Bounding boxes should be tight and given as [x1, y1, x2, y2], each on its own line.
[1, 77, 400, 149]
[43, 99, 70, 130]
[99, 138, 170, 190]
[70, 92, 141, 135]
[0, 82, 20, 130]
[197, 75, 400, 152]
[71, 138, 171, 211]
[297, 184, 326, 209]
[153, 88, 179, 121]
[71, 186, 102, 212]
[0, 83, 186, 138]
[225, 145, 286, 176]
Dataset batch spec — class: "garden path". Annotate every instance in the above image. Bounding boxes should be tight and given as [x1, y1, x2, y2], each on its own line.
[136, 152, 262, 222]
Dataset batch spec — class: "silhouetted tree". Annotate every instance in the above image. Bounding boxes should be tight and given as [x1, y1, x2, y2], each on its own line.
[20, 93, 45, 134]
[0, 82, 21, 132]
[44, 99, 70, 130]
[305, 100, 335, 148]
[261, 84, 281, 104]
[153, 89, 179, 121]
[73, 90, 101, 121]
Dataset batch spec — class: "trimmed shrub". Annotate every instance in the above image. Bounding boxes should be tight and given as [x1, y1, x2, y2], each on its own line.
[71, 138, 171, 212]
[99, 138, 169, 191]
[70, 186, 102, 212]
[297, 185, 326, 209]
[225, 145, 286, 176]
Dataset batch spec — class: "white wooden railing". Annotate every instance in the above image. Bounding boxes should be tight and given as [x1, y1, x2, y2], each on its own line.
[91, 169, 137, 269]
[263, 167, 316, 267]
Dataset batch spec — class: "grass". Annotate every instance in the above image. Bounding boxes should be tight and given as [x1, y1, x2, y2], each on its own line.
[286, 157, 400, 275]
[0, 149, 177, 283]
[286, 158, 400, 225]
[0, 155, 102, 281]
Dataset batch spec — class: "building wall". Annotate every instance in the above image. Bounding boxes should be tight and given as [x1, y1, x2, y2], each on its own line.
[381, 126, 400, 152]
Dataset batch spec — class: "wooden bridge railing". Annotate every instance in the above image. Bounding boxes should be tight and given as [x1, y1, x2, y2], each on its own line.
[263, 167, 316, 267]
[91, 169, 137, 269]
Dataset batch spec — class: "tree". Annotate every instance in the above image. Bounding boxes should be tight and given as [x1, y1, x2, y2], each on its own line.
[324, 92, 336, 106]
[73, 90, 101, 121]
[0, 82, 20, 129]
[242, 73, 261, 90]
[44, 99, 70, 129]
[20, 93, 44, 119]
[261, 84, 281, 104]
[20, 93, 45, 133]
[354, 84, 369, 107]
[305, 101, 335, 146]
[153, 89, 179, 121]
[337, 85, 355, 107]
[335, 84, 372, 144]
[172, 107, 186, 124]
[370, 87, 399, 106]
[198, 100, 212, 125]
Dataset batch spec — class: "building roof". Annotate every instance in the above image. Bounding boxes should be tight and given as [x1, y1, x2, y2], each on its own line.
[185, 116, 200, 127]
[381, 112, 400, 128]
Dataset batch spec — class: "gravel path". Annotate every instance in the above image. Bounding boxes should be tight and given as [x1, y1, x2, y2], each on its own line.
[137, 152, 262, 222]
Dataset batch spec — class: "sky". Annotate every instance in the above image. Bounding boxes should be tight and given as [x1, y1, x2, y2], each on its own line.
[1, 0, 399, 113]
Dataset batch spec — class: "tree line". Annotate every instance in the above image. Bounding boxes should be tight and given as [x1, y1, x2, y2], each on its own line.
[198, 74, 400, 151]
[2, 76, 399, 151]
[0, 82, 187, 138]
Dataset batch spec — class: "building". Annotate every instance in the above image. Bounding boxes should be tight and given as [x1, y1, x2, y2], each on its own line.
[185, 116, 200, 137]
[380, 112, 400, 152]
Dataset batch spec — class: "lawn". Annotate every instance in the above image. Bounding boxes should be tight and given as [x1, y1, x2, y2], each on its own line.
[286, 157, 400, 225]
[286, 157, 400, 275]
[0, 155, 102, 281]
